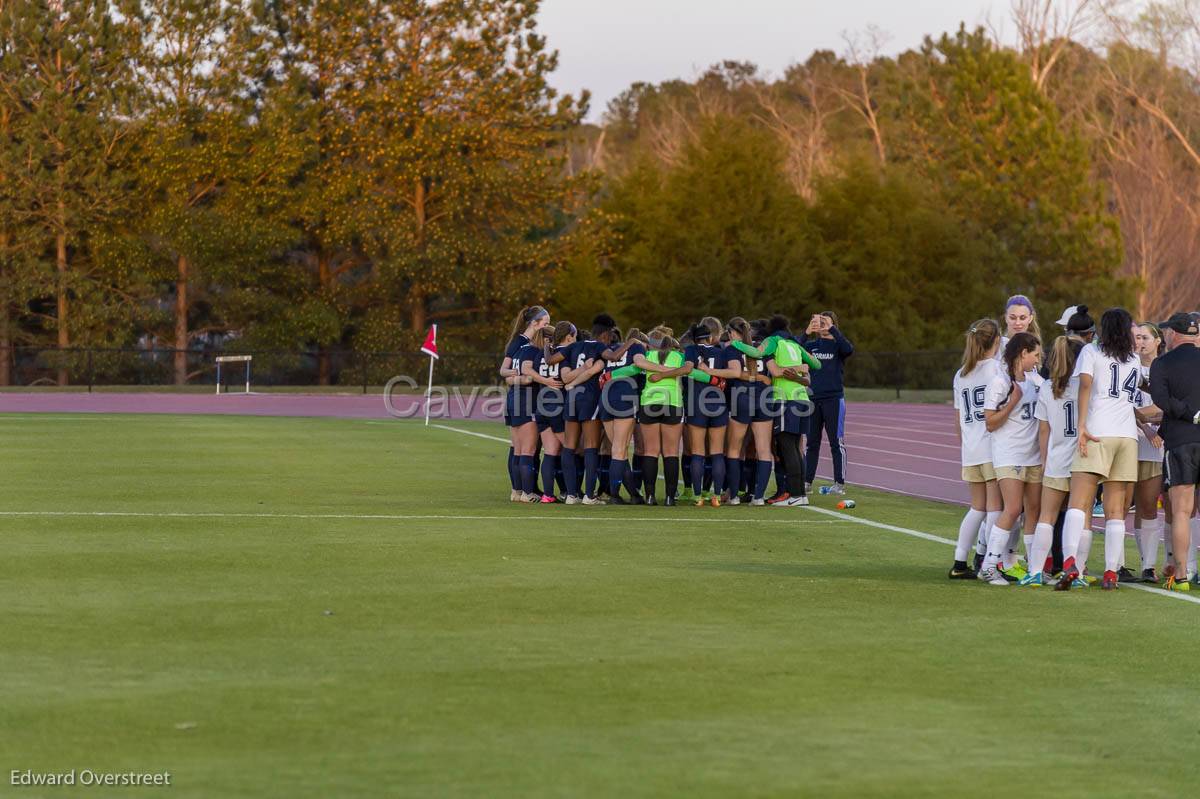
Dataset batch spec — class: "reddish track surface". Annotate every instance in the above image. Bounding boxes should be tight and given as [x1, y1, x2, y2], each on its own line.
[0, 392, 966, 505]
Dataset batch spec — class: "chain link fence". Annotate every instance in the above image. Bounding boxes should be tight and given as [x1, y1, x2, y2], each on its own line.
[0, 347, 962, 394]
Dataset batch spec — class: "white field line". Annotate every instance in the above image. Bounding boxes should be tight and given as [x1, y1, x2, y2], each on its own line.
[0, 510, 837, 526]
[424, 423, 1200, 608]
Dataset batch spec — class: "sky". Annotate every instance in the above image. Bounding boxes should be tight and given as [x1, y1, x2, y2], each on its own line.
[538, 0, 1002, 120]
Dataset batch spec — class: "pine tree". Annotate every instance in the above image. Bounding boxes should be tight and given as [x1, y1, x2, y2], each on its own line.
[117, 0, 300, 383]
[0, 0, 138, 384]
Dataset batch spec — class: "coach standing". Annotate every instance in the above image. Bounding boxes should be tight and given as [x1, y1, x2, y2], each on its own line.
[1148, 312, 1200, 590]
[803, 311, 854, 494]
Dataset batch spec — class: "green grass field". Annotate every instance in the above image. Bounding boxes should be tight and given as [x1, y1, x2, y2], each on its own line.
[2, 413, 1198, 798]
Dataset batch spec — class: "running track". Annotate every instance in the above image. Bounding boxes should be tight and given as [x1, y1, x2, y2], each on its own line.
[0, 393, 966, 505]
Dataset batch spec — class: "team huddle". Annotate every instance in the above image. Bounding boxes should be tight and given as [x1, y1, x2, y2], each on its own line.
[951, 297, 1200, 592]
[499, 308, 852, 508]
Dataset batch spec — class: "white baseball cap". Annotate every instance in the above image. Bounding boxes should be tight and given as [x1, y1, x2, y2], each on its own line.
[1056, 305, 1080, 327]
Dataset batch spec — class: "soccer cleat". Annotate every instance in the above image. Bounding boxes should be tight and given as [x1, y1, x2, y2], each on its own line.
[643, 497, 657, 506]
[664, 495, 676, 507]
[540, 494, 558, 504]
[510, 489, 522, 502]
[1166, 575, 1191, 592]
[727, 496, 741, 506]
[710, 495, 721, 508]
[581, 495, 606, 506]
[776, 495, 809, 507]
[694, 497, 705, 507]
[999, 562, 1028, 582]
[828, 484, 847, 495]
[750, 498, 766, 506]
[564, 495, 581, 505]
[1018, 572, 1045, 587]
[1141, 567, 1157, 583]
[1054, 570, 1087, 591]
[1083, 574, 1099, 586]
[520, 492, 540, 503]
[766, 492, 790, 505]
[1102, 570, 1119, 590]
[1117, 566, 1140, 583]
[948, 565, 978, 580]
[1092, 502, 1104, 518]
[978, 566, 1009, 586]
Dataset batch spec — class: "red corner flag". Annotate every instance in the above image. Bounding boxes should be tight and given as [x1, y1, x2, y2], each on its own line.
[420, 324, 439, 359]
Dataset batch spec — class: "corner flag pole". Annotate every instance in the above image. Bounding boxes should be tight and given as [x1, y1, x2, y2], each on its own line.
[424, 356, 434, 426]
[420, 324, 439, 426]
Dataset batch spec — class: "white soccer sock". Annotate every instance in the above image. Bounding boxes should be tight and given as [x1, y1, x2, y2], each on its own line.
[1077, 528, 1094, 574]
[977, 511, 999, 556]
[1062, 508, 1086, 571]
[983, 525, 1010, 571]
[955, 508, 987, 563]
[1138, 518, 1162, 573]
[1190, 520, 1200, 579]
[1104, 519, 1126, 574]
[1003, 526, 1022, 569]
[1030, 523, 1054, 576]
[1023, 533, 1034, 562]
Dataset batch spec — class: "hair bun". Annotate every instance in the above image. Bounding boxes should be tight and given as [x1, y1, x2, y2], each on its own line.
[1077, 305, 1088, 314]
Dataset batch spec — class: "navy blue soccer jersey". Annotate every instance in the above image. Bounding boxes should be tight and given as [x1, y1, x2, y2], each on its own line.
[504, 334, 530, 370]
[605, 341, 645, 373]
[567, 338, 606, 389]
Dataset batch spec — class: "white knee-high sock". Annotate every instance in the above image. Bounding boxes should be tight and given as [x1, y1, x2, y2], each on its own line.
[1004, 525, 1022, 568]
[1104, 519, 1126, 574]
[1077, 528, 1094, 574]
[1190, 520, 1200, 578]
[984, 525, 1010, 571]
[977, 511, 999, 556]
[1138, 518, 1162, 573]
[1062, 508, 1086, 571]
[956, 508, 987, 562]
[1030, 523, 1054, 576]
[1023, 533, 1034, 561]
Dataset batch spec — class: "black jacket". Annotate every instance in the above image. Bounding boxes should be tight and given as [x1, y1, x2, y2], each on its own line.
[1149, 343, 1200, 449]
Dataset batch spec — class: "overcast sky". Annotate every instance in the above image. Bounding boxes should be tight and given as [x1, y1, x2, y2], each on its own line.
[539, 0, 1002, 120]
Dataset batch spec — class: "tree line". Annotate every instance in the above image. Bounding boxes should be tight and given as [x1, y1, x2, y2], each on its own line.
[1, 0, 1197, 385]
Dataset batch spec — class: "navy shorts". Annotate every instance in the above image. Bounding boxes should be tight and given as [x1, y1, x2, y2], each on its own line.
[536, 413, 566, 434]
[566, 387, 600, 423]
[732, 389, 772, 425]
[504, 389, 534, 427]
[774, 399, 813, 436]
[686, 385, 728, 428]
[600, 379, 638, 421]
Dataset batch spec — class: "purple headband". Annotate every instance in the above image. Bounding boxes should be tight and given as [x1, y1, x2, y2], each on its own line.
[1005, 295, 1034, 314]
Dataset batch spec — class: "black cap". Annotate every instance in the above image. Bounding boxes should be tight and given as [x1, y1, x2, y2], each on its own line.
[1159, 312, 1199, 335]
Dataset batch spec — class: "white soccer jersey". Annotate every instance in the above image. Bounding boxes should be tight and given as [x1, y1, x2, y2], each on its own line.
[1035, 376, 1079, 480]
[1135, 369, 1163, 462]
[984, 370, 1043, 468]
[1072, 342, 1140, 440]
[953, 359, 1000, 466]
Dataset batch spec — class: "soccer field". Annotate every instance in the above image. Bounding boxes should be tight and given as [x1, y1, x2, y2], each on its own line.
[3, 413, 1199, 798]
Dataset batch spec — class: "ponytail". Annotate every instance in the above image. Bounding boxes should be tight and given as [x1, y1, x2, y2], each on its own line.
[726, 317, 753, 345]
[1003, 332, 1041, 382]
[506, 305, 548, 349]
[959, 318, 1001, 377]
[1047, 335, 1082, 399]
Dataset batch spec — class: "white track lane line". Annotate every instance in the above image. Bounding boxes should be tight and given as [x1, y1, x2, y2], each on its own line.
[846, 432, 960, 450]
[850, 419, 960, 439]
